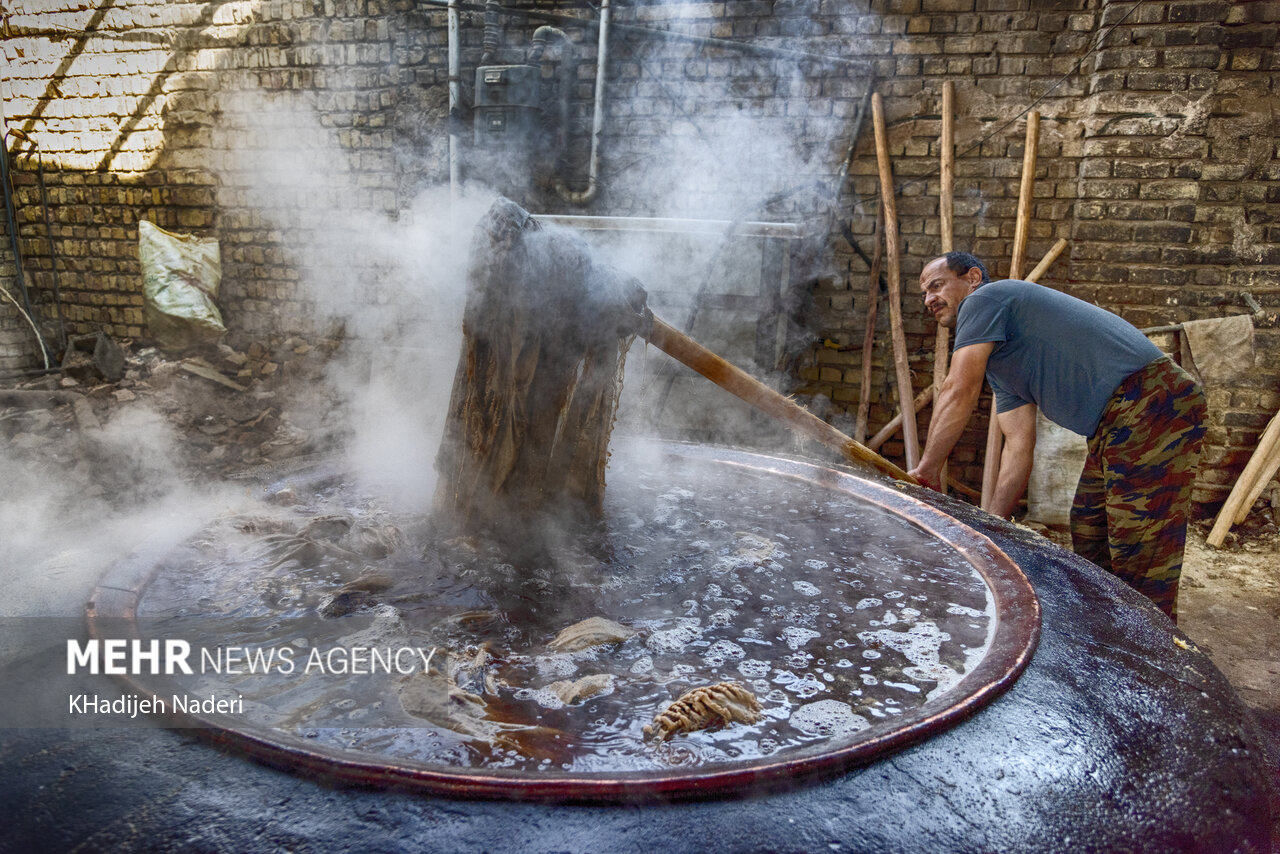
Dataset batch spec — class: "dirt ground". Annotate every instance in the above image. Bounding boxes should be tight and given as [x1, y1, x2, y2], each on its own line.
[1181, 518, 1280, 755]
[3, 336, 1278, 776]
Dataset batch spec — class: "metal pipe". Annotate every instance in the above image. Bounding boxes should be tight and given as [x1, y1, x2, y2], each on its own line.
[532, 214, 799, 238]
[555, 0, 610, 205]
[15, 130, 66, 353]
[0, 132, 34, 328]
[529, 27, 573, 165]
[528, 25, 567, 62]
[0, 125, 51, 369]
[418, 0, 873, 73]
[447, 0, 461, 200]
[480, 0, 500, 66]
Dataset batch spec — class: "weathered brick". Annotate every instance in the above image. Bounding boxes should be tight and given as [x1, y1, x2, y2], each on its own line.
[1169, 2, 1228, 24]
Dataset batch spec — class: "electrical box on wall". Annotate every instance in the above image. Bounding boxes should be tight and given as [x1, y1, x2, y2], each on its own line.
[473, 65, 541, 145]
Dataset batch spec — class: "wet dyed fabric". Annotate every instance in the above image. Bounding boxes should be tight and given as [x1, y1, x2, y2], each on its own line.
[1070, 356, 1207, 620]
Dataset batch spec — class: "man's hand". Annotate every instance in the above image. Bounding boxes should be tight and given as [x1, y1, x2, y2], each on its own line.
[909, 464, 942, 492]
[911, 342, 995, 493]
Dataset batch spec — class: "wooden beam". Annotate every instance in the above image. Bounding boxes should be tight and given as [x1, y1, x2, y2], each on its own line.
[939, 81, 955, 256]
[644, 315, 919, 485]
[1009, 111, 1040, 282]
[1207, 406, 1280, 547]
[1026, 237, 1067, 284]
[867, 385, 934, 452]
[871, 92, 920, 469]
[854, 204, 884, 445]
[981, 111, 1039, 513]
[933, 80, 956, 493]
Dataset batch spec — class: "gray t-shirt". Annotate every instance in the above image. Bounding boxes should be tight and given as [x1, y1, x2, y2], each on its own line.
[952, 279, 1162, 436]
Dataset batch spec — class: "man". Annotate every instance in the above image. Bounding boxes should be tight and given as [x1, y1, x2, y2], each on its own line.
[908, 251, 1207, 621]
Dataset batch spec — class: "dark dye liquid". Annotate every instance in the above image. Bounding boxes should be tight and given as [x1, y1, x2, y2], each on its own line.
[137, 449, 994, 774]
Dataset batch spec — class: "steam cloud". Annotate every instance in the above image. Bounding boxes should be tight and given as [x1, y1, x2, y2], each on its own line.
[2, 4, 854, 628]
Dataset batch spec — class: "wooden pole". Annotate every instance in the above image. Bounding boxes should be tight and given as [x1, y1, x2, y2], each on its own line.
[1207, 406, 1280, 547]
[1233, 437, 1280, 524]
[867, 385, 933, 451]
[939, 81, 955, 256]
[933, 80, 956, 493]
[1026, 237, 1067, 284]
[854, 204, 884, 445]
[1010, 111, 1040, 281]
[643, 314, 919, 485]
[979, 402, 1004, 512]
[871, 93, 921, 469]
[981, 111, 1039, 513]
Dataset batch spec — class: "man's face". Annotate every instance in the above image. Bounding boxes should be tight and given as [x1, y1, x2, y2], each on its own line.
[919, 257, 982, 329]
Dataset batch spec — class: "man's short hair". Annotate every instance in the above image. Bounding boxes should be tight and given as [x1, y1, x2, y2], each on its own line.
[943, 251, 990, 284]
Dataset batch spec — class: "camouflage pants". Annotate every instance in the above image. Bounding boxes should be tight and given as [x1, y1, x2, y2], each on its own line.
[1070, 356, 1207, 621]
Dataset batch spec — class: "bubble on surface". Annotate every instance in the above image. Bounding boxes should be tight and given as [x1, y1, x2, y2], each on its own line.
[790, 700, 869, 738]
[702, 640, 746, 668]
[858, 621, 962, 695]
[708, 608, 737, 627]
[514, 687, 566, 710]
[787, 674, 827, 698]
[780, 626, 820, 649]
[535, 654, 579, 678]
[647, 621, 703, 653]
[884, 681, 921, 693]
[792, 580, 822, 597]
[784, 651, 812, 669]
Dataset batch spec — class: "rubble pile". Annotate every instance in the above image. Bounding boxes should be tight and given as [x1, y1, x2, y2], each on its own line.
[0, 332, 346, 501]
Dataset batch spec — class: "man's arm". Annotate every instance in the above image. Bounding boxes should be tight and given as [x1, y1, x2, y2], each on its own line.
[910, 341, 995, 490]
[987, 403, 1037, 519]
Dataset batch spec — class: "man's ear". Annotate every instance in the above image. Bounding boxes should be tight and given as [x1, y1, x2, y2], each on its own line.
[964, 266, 983, 291]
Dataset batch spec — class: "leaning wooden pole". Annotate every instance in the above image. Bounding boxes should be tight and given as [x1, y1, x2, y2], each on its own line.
[871, 93, 921, 469]
[1208, 405, 1280, 547]
[868, 386, 933, 451]
[643, 314, 918, 484]
[1010, 112, 1040, 279]
[854, 204, 885, 444]
[981, 111, 1039, 513]
[1232, 425, 1280, 525]
[1026, 237, 1067, 284]
[939, 82, 955, 257]
[933, 80, 956, 493]
[1026, 242, 1066, 287]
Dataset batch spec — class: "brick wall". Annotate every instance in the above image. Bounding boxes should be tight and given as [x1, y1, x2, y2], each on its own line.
[0, 0, 1276, 508]
[0, 218, 33, 373]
